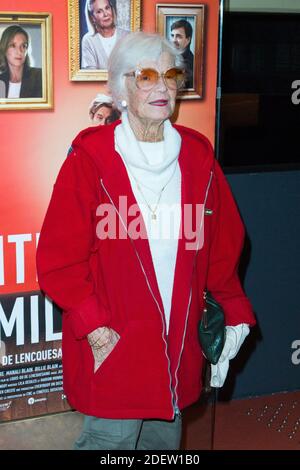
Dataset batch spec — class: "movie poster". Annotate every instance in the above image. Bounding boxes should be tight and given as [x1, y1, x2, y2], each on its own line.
[0, 235, 71, 421]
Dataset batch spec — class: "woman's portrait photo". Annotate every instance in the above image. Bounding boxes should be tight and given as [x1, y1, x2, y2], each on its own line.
[68, 0, 141, 81]
[0, 24, 42, 99]
[0, 12, 52, 110]
[156, 4, 205, 100]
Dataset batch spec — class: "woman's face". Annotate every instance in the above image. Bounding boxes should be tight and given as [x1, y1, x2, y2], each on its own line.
[92, 104, 112, 125]
[6, 33, 28, 68]
[92, 0, 114, 30]
[125, 52, 177, 125]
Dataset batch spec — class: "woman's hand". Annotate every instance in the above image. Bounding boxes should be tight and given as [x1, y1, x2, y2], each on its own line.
[210, 324, 250, 387]
[87, 327, 120, 372]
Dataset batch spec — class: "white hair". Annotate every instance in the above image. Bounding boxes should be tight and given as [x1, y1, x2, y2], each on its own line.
[108, 32, 184, 111]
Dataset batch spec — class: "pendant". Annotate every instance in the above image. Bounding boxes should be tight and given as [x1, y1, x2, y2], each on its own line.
[151, 214, 157, 221]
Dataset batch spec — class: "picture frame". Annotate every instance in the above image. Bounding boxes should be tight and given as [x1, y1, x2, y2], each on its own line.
[156, 3, 205, 100]
[68, 0, 141, 81]
[0, 12, 53, 110]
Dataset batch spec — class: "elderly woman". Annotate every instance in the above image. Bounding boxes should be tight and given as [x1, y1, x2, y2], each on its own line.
[81, 0, 129, 69]
[0, 25, 42, 98]
[36, 32, 256, 450]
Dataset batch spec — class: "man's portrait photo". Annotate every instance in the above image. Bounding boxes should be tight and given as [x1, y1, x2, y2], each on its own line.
[167, 17, 195, 89]
[156, 4, 205, 99]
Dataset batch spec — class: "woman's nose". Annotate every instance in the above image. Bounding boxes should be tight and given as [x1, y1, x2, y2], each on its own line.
[155, 75, 168, 92]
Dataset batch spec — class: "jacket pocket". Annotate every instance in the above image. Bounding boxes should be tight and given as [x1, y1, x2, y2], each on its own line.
[91, 320, 162, 383]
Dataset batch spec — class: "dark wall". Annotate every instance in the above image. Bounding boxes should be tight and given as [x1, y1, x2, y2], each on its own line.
[220, 170, 300, 399]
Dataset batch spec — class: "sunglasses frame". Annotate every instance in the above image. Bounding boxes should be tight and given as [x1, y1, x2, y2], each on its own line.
[124, 67, 186, 91]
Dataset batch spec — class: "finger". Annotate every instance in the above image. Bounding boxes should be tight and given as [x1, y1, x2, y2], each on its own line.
[210, 359, 229, 387]
[210, 364, 220, 387]
[94, 358, 101, 372]
[218, 359, 229, 386]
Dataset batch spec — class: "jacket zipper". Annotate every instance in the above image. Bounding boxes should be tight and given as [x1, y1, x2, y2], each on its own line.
[101, 169, 213, 417]
[100, 179, 175, 417]
[173, 170, 214, 408]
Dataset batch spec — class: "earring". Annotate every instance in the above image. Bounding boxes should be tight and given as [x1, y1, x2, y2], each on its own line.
[121, 99, 127, 108]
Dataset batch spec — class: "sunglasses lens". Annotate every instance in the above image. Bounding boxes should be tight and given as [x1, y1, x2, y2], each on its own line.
[135, 67, 185, 90]
[136, 69, 159, 90]
[164, 68, 185, 89]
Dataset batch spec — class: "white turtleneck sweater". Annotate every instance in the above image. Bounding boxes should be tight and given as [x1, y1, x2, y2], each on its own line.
[115, 112, 182, 333]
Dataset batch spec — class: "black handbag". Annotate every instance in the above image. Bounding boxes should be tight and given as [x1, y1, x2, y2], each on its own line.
[198, 291, 225, 365]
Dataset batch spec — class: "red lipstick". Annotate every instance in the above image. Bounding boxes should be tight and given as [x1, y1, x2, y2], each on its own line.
[149, 100, 168, 106]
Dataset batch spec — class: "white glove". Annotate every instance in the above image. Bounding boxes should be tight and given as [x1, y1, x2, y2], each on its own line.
[210, 323, 250, 388]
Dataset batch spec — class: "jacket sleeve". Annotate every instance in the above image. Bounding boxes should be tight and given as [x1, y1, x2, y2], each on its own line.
[206, 159, 256, 326]
[36, 148, 111, 339]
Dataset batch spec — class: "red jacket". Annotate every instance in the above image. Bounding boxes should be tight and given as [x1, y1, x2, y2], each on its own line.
[36, 122, 256, 420]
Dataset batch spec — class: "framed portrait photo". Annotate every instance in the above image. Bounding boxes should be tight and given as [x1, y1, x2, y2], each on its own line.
[156, 4, 205, 100]
[68, 0, 141, 81]
[0, 12, 53, 110]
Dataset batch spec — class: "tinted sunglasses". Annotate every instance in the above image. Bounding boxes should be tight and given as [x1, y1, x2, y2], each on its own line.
[124, 67, 185, 91]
